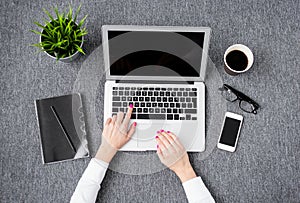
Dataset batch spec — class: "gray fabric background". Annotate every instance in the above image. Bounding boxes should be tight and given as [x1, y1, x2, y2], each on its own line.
[0, 0, 299, 202]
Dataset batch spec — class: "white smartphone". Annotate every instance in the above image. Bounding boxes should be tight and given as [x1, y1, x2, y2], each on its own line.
[217, 112, 243, 152]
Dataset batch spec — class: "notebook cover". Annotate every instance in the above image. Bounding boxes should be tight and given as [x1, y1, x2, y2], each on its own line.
[35, 93, 89, 164]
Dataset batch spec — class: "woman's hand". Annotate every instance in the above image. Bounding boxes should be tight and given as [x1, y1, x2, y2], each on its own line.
[95, 104, 136, 163]
[156, 130, 196, 183]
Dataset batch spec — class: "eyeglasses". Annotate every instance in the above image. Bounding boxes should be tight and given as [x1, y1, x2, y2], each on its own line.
[219, 84, 260, 114]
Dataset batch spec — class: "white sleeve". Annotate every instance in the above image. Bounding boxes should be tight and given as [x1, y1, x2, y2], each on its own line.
[182, 177, 215, 203]
[70, 158, 109, 203]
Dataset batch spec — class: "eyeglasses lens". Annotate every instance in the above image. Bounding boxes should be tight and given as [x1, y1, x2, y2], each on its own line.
[221, 89, 237, 102]
[240, 100, 255, 113]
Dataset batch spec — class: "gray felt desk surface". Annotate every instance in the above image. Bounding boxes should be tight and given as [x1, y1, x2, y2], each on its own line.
[0, 0, 299, 202]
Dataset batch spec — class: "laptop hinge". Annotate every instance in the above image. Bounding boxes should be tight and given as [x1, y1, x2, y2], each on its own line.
[116, 80, 194, 84]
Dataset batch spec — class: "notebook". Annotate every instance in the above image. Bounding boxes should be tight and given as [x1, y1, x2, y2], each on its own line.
[35, 93, 89, 164]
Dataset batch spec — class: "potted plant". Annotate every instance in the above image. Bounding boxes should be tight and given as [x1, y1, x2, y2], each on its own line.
[31, 5, 87, 62]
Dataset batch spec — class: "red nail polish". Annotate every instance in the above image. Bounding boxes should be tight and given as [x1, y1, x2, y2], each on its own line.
[167, 131, 170, 133]
[133, 122, 137, 126]
[157, 145, 159, 148]
[156, 131, 160, 134]
[155, 136, 159, 139]
[129, 104, 133, 108]
[160, 129, 164, 132]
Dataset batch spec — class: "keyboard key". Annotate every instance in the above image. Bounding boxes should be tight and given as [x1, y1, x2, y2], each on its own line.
[113, 87, 118, 90]
[174, 97, 179, 102]
[125, 91, 129, 96]
[192, 88, 197, 91]
[182, 103, 186, 108]
[174, 114, 179, 120]
[183, 92, 188, 96]
[152, 103, 157, 107]
[125, 87, 130, 90]
[119, 91, 123, 96]
[158, 103, 163, 107]
[122, 97, 126, 101]
[112, 96, 120, 101]
[180, 117, 185, 120]
[134, 102, 139, 107]
[170, 103, 175, 108]
[136, 91, 141, 96]
[141, 103, 145, 107]
[166, 92, 170, 96]
[179, 88, 184, 91]
[142, 91, 147, 96]
[149, 88, 154, 90]
[189, 92, 197, 97]
[133, 97, 138, 101]
[149, 108, 154, 113]
[160, 92, 164, 96]
[192, 117, 197, 120]
[173, 109, 178, 113]
[145, 97, 150, 101]
[123, 102, 127, 107]
[127, 97, 132, 101]
[161, 88, 166, 91]
[151, 97, 156, 102]
[185, 109, 197, 114]
[131, 87, 136, 90]
[176, 103, 180, 108]
[163, 97, 167, 102]
[143, 108, 148, 113]
[112, 108, 118, 112]
[171, 92, 176, 96]
[139, 97, 144, 101]
[167, 109, 172, 113]
[119, 87, 124, 90]
[137, 87, 142, 90]
[143, 87, 148, 90]
[138, 108, 142, 113]
[177, 92, 182, 96]
[180, 98, 185, 102]
[179, 109, 183, 113]
[120, 108, 124, 112]
[168, 97, 173, 102]
[174, 88, 178, 91]
[154, 92, 159, 96]
[186, 98, 191, 102]
[130, 91, 135, 96]
[113, 91, 118, 95]
[131, 114, 136, 119]
[155, 88, 160, 90]
[133, 108, 136, 113]
[161, 108, 166, 113]
[186, 88, 190, 91]
[164, 103, 169, 107]
[186, 115, 191, 120]
[188, 103, 193, 108]
[112, 102, 121, 107]
[167, 114, 173, 120]
[148, 92, 153, 96]
[146, 103, 151, 107]
[157, 97, 161, 102]
[155, 108, 160, 113]
[138, 114, 166, 120]
[167, 88, 172, 91]
[192, 98, 197, 108]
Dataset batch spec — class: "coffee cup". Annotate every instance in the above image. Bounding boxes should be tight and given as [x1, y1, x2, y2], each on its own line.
[224, 44, 254, 76]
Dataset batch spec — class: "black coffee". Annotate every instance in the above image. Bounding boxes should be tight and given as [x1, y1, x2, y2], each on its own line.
[225, 50, 248, 71]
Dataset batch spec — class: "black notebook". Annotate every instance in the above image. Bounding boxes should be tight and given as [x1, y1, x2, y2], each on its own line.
[35, 93, 89, 164]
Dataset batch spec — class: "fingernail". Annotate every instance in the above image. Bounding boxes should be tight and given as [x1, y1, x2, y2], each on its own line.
[155, 136, 159, 139]
[160, 129, 164, 132]
[133, 122, 137, 126]
[157, 145, 159, 149]
[156, 131, 160, 134]
[167, 131, 170, 133]
[129, 104, 133, 108]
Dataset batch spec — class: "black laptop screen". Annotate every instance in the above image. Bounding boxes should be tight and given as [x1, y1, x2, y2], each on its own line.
[107, 31, 205, 77]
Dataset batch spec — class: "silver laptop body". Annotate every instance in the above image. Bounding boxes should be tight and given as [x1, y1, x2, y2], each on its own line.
[102, 25, 211, 152]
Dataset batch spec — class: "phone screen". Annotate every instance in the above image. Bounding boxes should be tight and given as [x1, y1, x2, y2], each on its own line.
[219, 117, 241, 147]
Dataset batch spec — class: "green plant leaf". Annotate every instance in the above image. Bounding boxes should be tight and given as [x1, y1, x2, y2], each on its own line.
[67, 4, 72, 21]
[43, 8, 54, 21]
[78, 15, 87, 28]
[74, 4, 82, 23]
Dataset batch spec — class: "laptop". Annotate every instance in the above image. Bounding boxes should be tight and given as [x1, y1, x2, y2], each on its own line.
[102, 25, 211, 152]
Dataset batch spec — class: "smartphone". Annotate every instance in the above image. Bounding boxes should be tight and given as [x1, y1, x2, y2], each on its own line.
[217, 112, 243, 152]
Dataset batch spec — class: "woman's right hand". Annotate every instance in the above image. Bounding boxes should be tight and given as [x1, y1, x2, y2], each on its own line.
[155, 130, 197, 183]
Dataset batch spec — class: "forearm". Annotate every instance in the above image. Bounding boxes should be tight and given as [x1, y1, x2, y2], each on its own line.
[70, 158, 109, 203]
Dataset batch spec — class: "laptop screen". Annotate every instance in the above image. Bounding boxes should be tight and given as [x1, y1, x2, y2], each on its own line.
[107, 31, 206, 77]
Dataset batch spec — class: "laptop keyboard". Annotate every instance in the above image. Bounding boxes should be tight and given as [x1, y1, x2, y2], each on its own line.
[111, 86, 198, 120]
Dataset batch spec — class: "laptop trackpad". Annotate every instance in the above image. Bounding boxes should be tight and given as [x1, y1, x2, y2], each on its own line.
[137, 123, 173, 149]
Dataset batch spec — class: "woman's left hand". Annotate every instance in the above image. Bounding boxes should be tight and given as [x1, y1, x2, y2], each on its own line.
[95, 104, 136, 163]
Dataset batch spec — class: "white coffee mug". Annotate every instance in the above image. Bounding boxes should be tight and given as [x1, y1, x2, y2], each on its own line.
[224, 44, 254, 75]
